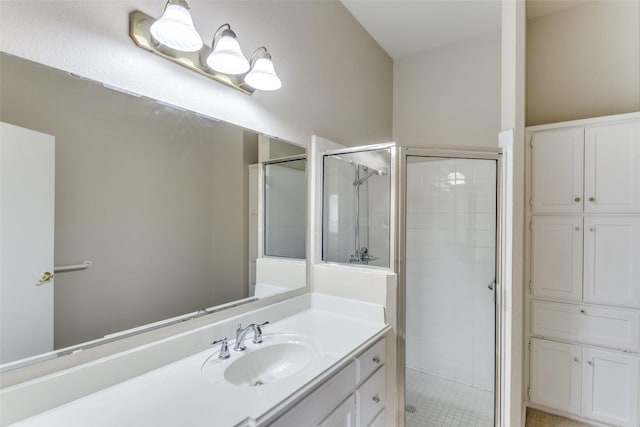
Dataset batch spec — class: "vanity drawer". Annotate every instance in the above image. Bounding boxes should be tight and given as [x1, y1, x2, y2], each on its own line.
[356, 338, 385, 385]
[532, 300, 640, 352]
[356, 366, 385, 427]
[368, 410, 385, 427]
[271, 361, 356, 427]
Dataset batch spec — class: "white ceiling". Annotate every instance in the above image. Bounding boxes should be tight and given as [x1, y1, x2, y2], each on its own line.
[340, 0, 592, 59]
[340, 0, 502, 59]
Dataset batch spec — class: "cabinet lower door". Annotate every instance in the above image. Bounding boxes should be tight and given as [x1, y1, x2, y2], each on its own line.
[531, 216, 583, 301]
[582, 348, 639, 427]
[530, 339, 582, 416]
[584, 216, 640, 308]
[319, 394, 356, 427]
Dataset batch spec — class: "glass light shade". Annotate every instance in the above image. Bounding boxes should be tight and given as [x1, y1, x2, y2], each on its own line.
[206, 35, 250, 75]
[245, 57, 282, 91]
[150, 3, 203, 52]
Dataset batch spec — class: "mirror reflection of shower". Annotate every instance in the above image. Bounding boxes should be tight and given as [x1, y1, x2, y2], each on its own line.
[322, 147, 391, 268]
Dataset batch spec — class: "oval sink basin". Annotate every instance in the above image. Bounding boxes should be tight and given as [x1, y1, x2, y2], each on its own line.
[223, 339, 318, 387]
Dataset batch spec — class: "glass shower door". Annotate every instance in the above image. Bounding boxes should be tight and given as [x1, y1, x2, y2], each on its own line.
[403, 154, 499, 427]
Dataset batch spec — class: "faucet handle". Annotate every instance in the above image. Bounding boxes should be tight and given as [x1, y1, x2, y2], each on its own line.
[253, 321, 270, 344]
[211, 337, 230, 360]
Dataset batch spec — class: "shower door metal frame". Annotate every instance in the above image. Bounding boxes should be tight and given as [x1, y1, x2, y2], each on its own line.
[396, 146, 505, 427]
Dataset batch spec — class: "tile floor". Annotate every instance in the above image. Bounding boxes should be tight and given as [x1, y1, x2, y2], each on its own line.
[405, 368, 494, 427]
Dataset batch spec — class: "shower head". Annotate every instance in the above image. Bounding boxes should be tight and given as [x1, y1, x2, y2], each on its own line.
[353, 167, 387, 186]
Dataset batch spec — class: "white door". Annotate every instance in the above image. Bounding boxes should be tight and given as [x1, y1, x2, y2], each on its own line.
[582, 348, 639, 427]
[584, 121, 640, 213]
[583, 216, 640, 308]
[529, 338, 582, 416]
[531, 216, 583, 302]
[531, 128, 584, 213]
[0, 122, 55, 364]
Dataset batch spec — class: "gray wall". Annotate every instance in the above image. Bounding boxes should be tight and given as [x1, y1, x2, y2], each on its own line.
[527, 1, 640, 125]
[0, 55, 254, 348]
[393, 31, 502, 148]
[0, 1, 393, 147]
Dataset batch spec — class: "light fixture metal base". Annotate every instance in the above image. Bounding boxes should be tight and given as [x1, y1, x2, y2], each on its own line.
[129, 10, 255, 95]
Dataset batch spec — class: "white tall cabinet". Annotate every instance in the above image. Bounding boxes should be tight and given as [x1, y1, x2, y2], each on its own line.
[526, 113, 640, 427]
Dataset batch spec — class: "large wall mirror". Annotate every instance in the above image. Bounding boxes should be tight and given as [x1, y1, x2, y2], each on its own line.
[0, 53, 307, 370]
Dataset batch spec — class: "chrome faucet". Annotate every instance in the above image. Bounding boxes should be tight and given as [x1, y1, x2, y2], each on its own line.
[233, 321, 269, 351]
[211, 337, 230, 359]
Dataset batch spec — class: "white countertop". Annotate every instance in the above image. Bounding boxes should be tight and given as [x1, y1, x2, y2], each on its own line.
[11, 294, 388, 427]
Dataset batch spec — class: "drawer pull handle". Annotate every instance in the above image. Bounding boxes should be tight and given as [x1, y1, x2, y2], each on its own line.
[372, 395, 380, 403]
[588, 197, 595, 202]
[574, 197, 581, 202]
[372, 356, 381, 364]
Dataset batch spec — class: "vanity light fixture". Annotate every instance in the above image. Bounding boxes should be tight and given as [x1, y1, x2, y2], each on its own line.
[206, 24, 250, 75]
[245, 47, 282, 91]
[149, 0, 203, 52]
[129, 2, 282, 95]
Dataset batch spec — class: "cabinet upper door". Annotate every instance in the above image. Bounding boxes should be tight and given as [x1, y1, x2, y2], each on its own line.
[531, 128, 584, 213]
[530, 338, 582, 416]
[584, 121, 640, 212]
[531, 216, 583, 302]
[583, 216, 640, 308]
[582, 348, 639, 427]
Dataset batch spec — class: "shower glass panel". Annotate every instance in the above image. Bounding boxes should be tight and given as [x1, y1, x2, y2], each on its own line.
[264, 158, 306, 258]
[404, 156, 497, 427]
[322, 148, 391, 267]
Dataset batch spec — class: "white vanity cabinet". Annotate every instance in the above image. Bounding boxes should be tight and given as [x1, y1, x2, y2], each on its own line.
[527, 114, 640, 427]
[530, 338, 640, 427]
[531, 120, 640, 214]
[270, 338, 386, 427]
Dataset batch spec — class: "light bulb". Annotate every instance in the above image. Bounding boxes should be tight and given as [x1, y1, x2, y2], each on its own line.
[150, 1, 203, 52]
[245, 49, 281, 91]
[206, 27, 250, 75]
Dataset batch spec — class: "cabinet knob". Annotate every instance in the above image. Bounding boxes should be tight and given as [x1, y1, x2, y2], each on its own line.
[372, 394, 381, 404]
[580, 309, 586, 314]
[588, 360, 593, 366]
[574, 197, 581, 202]
[372, 355, 381, 364]
[588, 197, 595, 202]
[574, 357, 579, 362]
[575, 227, 580, 231]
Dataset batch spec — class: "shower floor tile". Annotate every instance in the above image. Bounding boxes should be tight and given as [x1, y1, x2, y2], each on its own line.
[405, 368, 494, 427]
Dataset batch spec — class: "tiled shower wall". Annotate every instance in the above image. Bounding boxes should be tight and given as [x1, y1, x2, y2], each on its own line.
[405, 158, 496, 391]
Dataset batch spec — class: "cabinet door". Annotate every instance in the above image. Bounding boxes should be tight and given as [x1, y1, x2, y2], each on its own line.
[583, 216, 640, 308]
[531, 128, 584, 213]
[585, 121, 640, 212]
[530, 338, 582, 416]
[319, 394, 356, 427]
[531, 216, 583, 301]
[582, 348, 639, 427]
